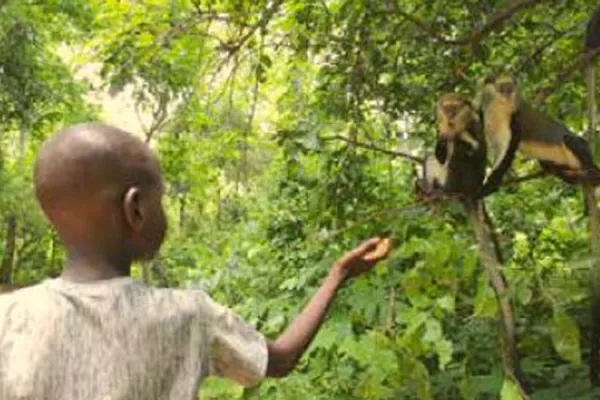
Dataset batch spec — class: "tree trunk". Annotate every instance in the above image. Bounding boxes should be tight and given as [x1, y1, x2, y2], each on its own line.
[2, 120, 28, 283]
[586, 66, 597, 156]
[179, 195, 186, 233]
[466, 202, 529, 395]
[1, 216, 17, 284]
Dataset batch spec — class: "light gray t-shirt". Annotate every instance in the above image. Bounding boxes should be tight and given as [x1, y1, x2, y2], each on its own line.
[0, 277, 268, 400]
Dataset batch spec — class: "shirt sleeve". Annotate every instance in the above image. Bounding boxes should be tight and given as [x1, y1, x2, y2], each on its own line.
[192, 289, 269, 387]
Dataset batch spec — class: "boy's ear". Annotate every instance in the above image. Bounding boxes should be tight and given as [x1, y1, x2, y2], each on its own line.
[123, 187, 144, 231]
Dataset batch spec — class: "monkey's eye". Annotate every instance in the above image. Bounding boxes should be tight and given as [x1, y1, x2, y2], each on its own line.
[443, 105, 458, 117]
[498, 82, 514, 95]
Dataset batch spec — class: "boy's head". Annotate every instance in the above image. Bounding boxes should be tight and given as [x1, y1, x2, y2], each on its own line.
[34, 123, 167, 265]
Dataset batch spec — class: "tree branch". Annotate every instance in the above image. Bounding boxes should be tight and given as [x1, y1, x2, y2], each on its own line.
[321, 135, 424, 164]
[189, 0, 241, 24]
[394, 0, 546, 49]
[145, 93, 170, 143]
[211, 0, 284, 78]
[464, 0, 546, 47]
[534, 47, 600, 106]
[135, 92, 170, 144]
[466, 203, 530, 394]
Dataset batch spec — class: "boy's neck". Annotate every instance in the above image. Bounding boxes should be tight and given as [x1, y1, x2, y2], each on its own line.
[62, 251, 131, 283]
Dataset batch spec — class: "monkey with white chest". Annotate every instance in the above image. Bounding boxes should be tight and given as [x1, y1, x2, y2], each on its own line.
[423, 93, 487, 203]
[476, 72, 600, 197]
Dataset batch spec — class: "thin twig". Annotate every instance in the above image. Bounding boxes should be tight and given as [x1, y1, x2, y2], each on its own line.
[534, 47, 600, 105]
[321, 135, 424, 164]
[240, 29, 264, 184]
[516, 23, 577, 75]
[209, 0, 284, 83]
[209, 50, 250, 104]
[136, 91, 170, 144]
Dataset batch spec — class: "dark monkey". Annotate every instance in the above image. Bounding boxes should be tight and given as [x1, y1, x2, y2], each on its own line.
[424, 93, 487, 199]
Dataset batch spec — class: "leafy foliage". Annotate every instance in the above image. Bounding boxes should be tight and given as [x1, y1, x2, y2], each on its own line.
[4, 0, 600, 398]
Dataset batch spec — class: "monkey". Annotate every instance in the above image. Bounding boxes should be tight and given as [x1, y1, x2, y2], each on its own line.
[422, 95, 529, 390]
[475, 72, 600, 198]
[420, 94, 505, 264]
[423, 93, 487, 199]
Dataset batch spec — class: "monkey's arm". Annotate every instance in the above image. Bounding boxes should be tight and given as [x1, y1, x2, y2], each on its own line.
[458, 132, 480, 151]
[478, 117, 521, 198]
[435, 139, 448, 163]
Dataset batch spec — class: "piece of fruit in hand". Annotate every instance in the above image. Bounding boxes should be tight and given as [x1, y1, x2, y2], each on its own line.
[363, 238, 391, 261]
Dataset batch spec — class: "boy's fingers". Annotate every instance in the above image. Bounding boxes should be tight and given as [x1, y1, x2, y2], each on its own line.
[363, 238, 392, 261]
[337, 238, 380, 265]
[337, 238, 385, 265]
[355, 237, 381, 256]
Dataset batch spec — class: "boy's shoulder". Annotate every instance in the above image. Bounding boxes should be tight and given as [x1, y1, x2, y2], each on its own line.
[0, 278, 228, 319]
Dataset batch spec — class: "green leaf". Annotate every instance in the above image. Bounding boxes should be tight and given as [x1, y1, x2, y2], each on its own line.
[406, 359, 434, 400]
[435, 339, 453, 370]
[473, 280, 498, 318]
[422, 319, 443, 343]
[551, 310, 581, 365]
[436, 294, 455, 313]
[500, 379, 524, 400]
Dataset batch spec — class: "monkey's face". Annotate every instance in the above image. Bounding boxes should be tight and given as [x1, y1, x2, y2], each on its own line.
[436, 94, 473, 140]
[494, 73, 516, 98]
[477, 73, 500, 108]
[489, 73, 518, 111]
[477, 72, 518, 111]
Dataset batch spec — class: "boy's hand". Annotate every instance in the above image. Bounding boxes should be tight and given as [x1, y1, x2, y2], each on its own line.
[266, 236, 392, 378]
[332, 237, 392, 281]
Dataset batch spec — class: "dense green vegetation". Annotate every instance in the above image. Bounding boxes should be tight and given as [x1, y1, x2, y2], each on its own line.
[3, 0, 600, 398]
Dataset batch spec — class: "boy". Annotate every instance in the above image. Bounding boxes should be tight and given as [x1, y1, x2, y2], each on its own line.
[0, 123, 390, 400]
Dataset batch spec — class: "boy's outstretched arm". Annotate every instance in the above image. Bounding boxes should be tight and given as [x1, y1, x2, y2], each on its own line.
[265, 237, 391, 378]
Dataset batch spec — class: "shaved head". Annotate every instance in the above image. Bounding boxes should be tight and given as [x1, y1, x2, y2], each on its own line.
[34, 123, 167, 266]
[35, 123, 159, 207]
